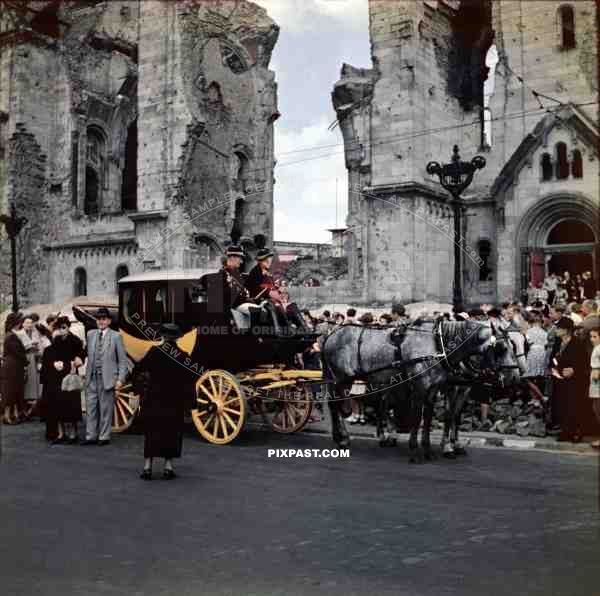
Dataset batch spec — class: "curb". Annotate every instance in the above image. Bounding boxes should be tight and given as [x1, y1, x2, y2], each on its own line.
[276, 423, 600, 455]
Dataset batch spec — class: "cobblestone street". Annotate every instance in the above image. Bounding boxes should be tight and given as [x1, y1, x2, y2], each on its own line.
[1, 422, 599, 596]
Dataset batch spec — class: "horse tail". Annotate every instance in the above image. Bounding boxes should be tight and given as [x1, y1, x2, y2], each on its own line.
[319, 330, 337, 384]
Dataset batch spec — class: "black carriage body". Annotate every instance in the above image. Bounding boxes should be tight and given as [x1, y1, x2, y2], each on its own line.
[117, 269, 317, 373]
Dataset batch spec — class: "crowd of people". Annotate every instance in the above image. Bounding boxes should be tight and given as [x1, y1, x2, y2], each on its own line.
[298, 287, 600, 447]
[527, 270, 597, 306]
[2, 263, 599, 473]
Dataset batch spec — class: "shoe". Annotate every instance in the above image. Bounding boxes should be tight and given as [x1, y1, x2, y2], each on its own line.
[98, 440, 111, 446]
[163, 469, 176, 480]
[51, 436, 66, 445]
[80, 439, 97, 446]
[346, 414, 359, 424]
[359, 416, 367, 425]
[67, 437, 79, 445]
[140, 469, 152, 481]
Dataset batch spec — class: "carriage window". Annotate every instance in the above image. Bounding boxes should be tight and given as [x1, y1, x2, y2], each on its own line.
[182, 284, 208, 326]
[145, 287, 169, 324]
[122, 287, 145, 325]
[187, 284, 207, 304]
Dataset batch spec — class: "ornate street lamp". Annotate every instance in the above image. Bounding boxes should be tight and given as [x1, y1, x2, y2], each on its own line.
[0, 202, 27, 312]
[426, 145, 486, 309]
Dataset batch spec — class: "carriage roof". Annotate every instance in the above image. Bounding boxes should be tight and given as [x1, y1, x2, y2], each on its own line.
[118, 268, 215, 284]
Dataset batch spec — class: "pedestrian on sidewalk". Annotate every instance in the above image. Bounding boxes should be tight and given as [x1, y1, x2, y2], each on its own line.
[40, 316, 85, 444]
[1, 312, 27, 425]
[524, 312, 548, 396]
[138, 324, 195, 480]
[82, 308, 128, 446]
[551, 317, 590, 442]
[17, 315, 42, 418]
[588, 327, 600, 449]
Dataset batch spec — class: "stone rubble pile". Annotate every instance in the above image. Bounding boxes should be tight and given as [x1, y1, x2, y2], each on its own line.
[432, 395, 547, 437]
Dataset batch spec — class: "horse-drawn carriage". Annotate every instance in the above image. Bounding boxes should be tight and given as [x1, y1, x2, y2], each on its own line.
[73, 268, 321, 444]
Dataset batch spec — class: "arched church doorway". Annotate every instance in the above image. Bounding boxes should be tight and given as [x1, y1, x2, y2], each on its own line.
[515, 194, 599, 297]
[546, 220, 595, 278]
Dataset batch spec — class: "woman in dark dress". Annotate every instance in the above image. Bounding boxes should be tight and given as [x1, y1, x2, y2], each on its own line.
[551, 317, 590, 442]
[138, 324, 196, 480]
[40, 316, 85, 443]
[2, 312, 27, 424]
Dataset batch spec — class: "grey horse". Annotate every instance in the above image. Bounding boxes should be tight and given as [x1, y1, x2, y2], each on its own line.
[440, 324, 528, 458]
[320, 318, 521, 462]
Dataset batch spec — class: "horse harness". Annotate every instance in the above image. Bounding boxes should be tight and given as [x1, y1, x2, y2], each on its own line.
[352, 319, 449, 378]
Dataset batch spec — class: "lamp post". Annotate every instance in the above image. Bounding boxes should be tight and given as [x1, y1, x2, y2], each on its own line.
[426, 145, 486, 309]
[0, 202, 27, 312]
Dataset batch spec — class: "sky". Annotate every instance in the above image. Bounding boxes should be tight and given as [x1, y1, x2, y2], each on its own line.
[254, 0, 371, 243]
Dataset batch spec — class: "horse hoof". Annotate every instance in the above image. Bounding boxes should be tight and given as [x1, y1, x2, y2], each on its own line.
[335, 437, 350, 449]
[424, 451, 437, 461]
[454, 447, 468, 456]
[379, 437, 397, 448]
[443, 451, 457, 459]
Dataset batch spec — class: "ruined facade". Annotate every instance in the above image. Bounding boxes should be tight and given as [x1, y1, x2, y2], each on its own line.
[333, 0, 599, 306]
[0, 0, 278, 307]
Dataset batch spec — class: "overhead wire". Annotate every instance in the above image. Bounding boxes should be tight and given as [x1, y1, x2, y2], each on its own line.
[192, 99, 595, 181]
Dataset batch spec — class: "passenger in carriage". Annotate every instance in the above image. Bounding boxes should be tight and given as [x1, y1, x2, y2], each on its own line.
[246, 247, 311, 335]
[215, 244, 262, 330]
[245, 246, 276, 301]
[220, 244, 251, 308]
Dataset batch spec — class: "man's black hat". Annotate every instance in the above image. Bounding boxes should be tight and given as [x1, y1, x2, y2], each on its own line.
[226, 245, 244, 257]
[256, 247, 274, 261]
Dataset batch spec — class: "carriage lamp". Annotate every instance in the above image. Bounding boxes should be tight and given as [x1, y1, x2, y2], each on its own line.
[0, 202, 27, 312]
[426, 145, 486, 309]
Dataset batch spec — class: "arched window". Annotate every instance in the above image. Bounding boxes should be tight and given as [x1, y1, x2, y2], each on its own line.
[231, 197, 245, 241]
[85, 127, 106, 214]
[559, 5, 576, 49]
[86, 128, 105, 175]
[477, 239, 493, 281]
[121, 120, 137, 211]
[555, 142, 569, 179]
[116, 264, 129, 281]
[571, 149, 583, 178]
[233, 151, 248, 181]
[541, 153, 553, 181]
[84, 167, 99, 215]
[74, 267, 87, 297]
[193, 235, 222, 269]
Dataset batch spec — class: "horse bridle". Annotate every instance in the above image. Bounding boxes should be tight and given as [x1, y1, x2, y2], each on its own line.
[488, 322, 522, 370]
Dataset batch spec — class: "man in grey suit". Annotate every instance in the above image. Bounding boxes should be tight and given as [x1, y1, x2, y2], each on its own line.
[82, 307, 128, 445]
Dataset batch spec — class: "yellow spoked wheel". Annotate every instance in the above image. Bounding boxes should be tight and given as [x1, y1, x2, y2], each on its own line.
[191, 369, 246, 444]
[112, 383, 140, 433]
[266, 386, 313, 434]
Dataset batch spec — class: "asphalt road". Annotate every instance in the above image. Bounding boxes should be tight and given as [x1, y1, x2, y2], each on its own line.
[1, 422, 599, 596]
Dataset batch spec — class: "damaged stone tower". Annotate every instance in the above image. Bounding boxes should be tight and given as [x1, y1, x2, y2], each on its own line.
[0, 0, 279, 306]
[333, 0, 598, 306]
